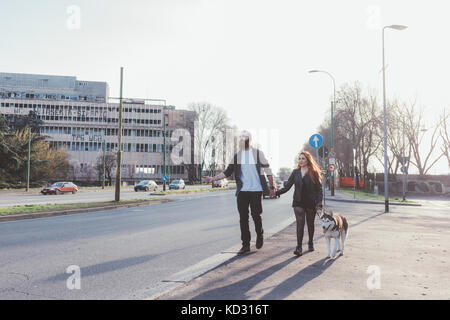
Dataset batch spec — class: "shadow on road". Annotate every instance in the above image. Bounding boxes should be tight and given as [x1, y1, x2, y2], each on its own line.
[45, 254, 158, 282]
[190, 255, 298, 300]
[260, 256, 340, 299]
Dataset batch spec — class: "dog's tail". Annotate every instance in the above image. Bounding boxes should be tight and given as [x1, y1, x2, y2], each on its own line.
[342, 216, 349, 238]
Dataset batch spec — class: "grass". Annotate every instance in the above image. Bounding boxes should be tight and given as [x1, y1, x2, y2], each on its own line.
[0, 198, 167, 216]
[152, 186, 236, 195]
[337, 188, 418, 203]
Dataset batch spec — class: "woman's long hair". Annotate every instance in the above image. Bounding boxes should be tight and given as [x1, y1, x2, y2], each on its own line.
[296, 151, 323, 184]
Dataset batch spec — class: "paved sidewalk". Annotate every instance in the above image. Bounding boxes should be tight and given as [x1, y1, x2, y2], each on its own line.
[323, 189, 422, 206]
[154, 193, 449, 300]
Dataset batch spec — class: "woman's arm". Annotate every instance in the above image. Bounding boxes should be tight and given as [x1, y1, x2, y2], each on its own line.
[275, 170, 296, 196]
[313, 177, 323, 208]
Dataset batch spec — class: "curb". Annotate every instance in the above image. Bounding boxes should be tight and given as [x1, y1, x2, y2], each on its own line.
[326, 197, 422, 206]
[0, 199, 172, 223]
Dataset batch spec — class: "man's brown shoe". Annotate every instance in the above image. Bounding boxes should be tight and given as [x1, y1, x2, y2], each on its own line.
[237, 246, 250, 255]
[256, 234, 264, 249]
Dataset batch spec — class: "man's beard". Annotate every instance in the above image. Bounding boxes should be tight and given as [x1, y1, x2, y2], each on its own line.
[240, 139, 250, 149]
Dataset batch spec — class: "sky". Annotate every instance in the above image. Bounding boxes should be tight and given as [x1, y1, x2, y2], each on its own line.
[1, 0, 449, 175]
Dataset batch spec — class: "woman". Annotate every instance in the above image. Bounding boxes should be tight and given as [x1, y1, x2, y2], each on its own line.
[276, 151, 323, 256]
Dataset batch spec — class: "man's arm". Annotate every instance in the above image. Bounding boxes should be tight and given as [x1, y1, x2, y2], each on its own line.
[203, 162, 234, 183]
[267, 174, 276, 198]
[257, 150, 276, 197]
[258, 150, 273, 177]
[203, 172, 226, 184]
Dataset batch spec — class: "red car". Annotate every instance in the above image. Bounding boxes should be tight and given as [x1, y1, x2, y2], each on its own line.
[41, 182, 78, 195]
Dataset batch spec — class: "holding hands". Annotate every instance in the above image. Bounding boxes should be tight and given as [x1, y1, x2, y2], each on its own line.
[269, 187, 278, 199]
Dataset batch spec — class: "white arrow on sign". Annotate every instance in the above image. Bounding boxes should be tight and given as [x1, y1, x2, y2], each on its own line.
[313, 136, 320, 148]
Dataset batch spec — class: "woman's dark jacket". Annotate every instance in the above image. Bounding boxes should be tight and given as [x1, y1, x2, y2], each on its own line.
[276, 168, 323, 208]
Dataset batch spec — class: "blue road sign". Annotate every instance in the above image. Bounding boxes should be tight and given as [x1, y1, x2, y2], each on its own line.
[309, 134, 323, 149]
[329, 151, 336, 158]
[161, 176, 167, 182]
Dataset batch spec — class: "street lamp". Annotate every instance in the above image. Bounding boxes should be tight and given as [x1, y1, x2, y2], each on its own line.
[382, 24, 407, 213]
[309, 69, 336, 196]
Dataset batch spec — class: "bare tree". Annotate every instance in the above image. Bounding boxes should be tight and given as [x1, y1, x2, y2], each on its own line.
[439, 107, 450, 171]
[404, 102, 444, 175]
[374, 100, 411, 177]
[95, 152, 116, 186]
[189, 102, 229, 180]
[277, 167, 292, 181]
[335, 82, 381, 187]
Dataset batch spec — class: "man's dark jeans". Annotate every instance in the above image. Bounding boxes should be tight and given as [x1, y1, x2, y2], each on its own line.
[237, 191, 263, 247]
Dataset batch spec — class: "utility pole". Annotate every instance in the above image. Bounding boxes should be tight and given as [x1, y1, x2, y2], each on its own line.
[114, 67, 124, 201]
[163, 114, 167, 191]
[26, 127, 31, 192]
[102, 137, 106, 189]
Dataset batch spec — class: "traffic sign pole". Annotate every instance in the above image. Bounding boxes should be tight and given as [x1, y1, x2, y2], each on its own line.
[309, 134, 325, 208]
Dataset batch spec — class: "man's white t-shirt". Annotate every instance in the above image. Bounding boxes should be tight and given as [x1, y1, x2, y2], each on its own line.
[240, 149, 263, 192]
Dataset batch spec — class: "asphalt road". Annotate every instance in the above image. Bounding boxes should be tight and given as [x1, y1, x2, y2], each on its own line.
[0, 189, 295, 299]
[0, 184, 223, 208]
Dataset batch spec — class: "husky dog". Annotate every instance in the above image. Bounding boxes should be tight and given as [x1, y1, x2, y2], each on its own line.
[318, 209, 349, 258]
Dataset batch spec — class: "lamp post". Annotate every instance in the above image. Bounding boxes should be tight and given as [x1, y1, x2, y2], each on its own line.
[309, 69, 336, 196]
[382, 24, 407, 213]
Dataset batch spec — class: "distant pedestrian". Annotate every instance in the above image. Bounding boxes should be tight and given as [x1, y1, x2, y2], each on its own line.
[275, 151, 323, 256]
[203, 130, 276, 255]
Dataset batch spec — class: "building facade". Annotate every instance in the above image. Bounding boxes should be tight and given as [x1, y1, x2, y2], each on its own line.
[0, 72, 109, 103]
[0, 72, 197, 184]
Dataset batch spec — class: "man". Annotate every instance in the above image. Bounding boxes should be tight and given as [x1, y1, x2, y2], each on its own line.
[203, 130, 276, 255]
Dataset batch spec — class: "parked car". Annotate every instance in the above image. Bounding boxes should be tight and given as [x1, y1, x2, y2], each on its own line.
[41, 182, 78, 195]
[134, 180, 158, 192]
[169, 179, 185, 190]
[212, 178, 229, 188]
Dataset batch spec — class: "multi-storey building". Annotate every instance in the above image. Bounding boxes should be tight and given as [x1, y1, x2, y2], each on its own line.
[0, 72, 109, 103]
[0, 72, 197, 184]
